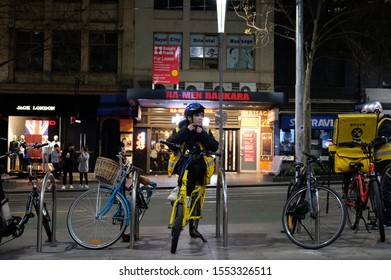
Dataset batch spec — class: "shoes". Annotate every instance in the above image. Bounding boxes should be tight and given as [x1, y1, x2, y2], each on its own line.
[79, 184, 83, 189]
[84, 185, 89, 189]
[167, 186, 179, 201]
[61, 185, 66, 190]
[70, 185, 74, 189]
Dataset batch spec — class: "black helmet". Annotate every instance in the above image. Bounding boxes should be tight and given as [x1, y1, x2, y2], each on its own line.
[184, 103, 205, 117]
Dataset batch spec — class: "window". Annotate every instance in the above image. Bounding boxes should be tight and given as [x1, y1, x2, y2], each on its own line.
[190, 0, 216, 11]
[226, 35, 254, 70]
[226, 0, 255, 11]
[154, 0, 183, 10]
[52, 31, 81, 72]
[15, 31, 44, 71]
[89, 32, 118, 73]
[190, 34, 218, 69]
[154, 33, 182, 68]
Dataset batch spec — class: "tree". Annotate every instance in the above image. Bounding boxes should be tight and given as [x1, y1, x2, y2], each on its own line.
[234, 0, 391, 155]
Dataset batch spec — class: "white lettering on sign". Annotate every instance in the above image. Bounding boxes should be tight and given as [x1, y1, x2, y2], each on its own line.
[311, 118, 334, 127]
[16, 105, 31, 110]
[17, 105, 55, 111]
[289, 118, 334, 127]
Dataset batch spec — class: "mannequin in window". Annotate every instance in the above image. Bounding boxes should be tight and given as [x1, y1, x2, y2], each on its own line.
[9, 135, 19, 171]
[52, 135, 60, 149]
[42, 135, 50, 171]
[18, 135, 27, 171]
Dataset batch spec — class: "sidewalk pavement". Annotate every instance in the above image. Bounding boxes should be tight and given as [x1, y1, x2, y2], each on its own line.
[2, 171, 287, 193]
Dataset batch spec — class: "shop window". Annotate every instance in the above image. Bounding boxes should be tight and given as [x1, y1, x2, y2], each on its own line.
[190, 34, 218, 69]
[89, 32, 118, 73]
[154, 0, 183, 10]
[52, 31, 81, 72]
[280, 129, 294, 156]
[190, 0, 216, 11]
[226, 34, 255, 70]
[15, 31, 44, 71]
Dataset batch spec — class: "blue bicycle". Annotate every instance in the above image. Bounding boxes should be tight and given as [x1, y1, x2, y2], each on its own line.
[67, 154, 157, 249]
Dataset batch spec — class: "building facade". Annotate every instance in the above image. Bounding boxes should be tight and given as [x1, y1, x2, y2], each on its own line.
[2, 0, 388, 175]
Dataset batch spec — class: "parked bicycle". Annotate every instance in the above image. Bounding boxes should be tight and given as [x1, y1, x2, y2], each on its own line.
[340, 139, 385, 242]
[160, 140, 221, 254]
[282, 152, 346, 249]
[0, 143, 53, 244]
[67, 153, 157, 249]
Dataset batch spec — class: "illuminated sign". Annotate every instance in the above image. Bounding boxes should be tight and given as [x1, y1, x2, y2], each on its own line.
[16, 105, 56, 111]
[166, 91, 250, 101]
[136, 132, 146, 150]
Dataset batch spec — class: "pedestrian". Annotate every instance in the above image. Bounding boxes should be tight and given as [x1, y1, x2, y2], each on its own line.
[361, 101, 391, 226]
[61, 143, 77, 190]
[50, 144, 61, 179]
[78, 145, 90, 189]
[165, 103, 219, 200]
[150, 143, 160, 171]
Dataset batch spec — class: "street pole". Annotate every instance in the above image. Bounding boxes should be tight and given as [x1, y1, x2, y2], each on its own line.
[218, 32, 224, 169]
[295, 0, 304, 164]
[217, 0, 226, 170]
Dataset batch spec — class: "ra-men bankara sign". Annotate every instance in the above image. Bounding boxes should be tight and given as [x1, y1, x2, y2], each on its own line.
[126, 89, 287, 105]
[165, 90, 250, 101]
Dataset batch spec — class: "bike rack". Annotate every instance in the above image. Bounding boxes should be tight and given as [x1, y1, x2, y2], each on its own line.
[37, 172, 57, 252]
[216, 167, 228, 247]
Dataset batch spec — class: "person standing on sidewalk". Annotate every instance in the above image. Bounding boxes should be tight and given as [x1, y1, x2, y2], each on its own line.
[50, 144, 61, 179]
[78, 145, 90, 189]
[61, 143, 77, 190]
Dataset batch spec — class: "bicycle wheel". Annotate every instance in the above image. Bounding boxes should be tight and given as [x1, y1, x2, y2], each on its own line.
[287, 179, 297, 199]
[171, 203, 183, 254]
[67, 186, 129, 249]
[282, 185, 346, 249]
[368, 179, 385, 242]
[344, 179, 360, 230]
[189, 196, 201, 237]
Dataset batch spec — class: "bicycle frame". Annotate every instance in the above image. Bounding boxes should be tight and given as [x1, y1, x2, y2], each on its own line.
[169, 168, 206, 228]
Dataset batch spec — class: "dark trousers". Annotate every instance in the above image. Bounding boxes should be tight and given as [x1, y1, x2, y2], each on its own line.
[177, 157, 206, 196]
[63, 167, 73, 185]
[79, 172, 88, 185]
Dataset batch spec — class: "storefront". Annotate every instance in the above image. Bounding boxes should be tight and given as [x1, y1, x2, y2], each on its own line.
[127, 88, 287, 174]
[0, 94, 100, 174]
[279, 114, 336, 159]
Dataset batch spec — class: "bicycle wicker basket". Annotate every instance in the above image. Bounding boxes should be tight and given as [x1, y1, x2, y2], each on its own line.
[94, 157, 121, 185]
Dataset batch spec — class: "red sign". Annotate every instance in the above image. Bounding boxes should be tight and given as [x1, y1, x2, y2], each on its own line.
[152, 46, 180, 85]
[243, 132, 255, 162]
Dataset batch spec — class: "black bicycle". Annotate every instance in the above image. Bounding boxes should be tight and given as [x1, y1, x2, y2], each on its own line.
[0, 143, 53, 244]
[282, 152, 346, 249]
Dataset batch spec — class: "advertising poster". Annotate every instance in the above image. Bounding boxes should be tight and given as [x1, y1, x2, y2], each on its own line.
[152, 45, 180, 85]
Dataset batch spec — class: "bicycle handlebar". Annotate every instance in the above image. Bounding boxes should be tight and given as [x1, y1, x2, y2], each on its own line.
[0, 142, 49, 160]
[160, 140, 222, 157]
[160, 140, 180, 149]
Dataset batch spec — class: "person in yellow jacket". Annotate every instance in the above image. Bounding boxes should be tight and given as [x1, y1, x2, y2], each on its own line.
[361, 100, 391, 226]
[166, 103, 219, 200]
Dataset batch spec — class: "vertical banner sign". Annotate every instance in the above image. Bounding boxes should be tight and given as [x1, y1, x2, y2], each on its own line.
[152, 46, 180, 85]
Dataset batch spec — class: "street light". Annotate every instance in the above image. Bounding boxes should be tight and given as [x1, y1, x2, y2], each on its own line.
[216, 0, 226, 169]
